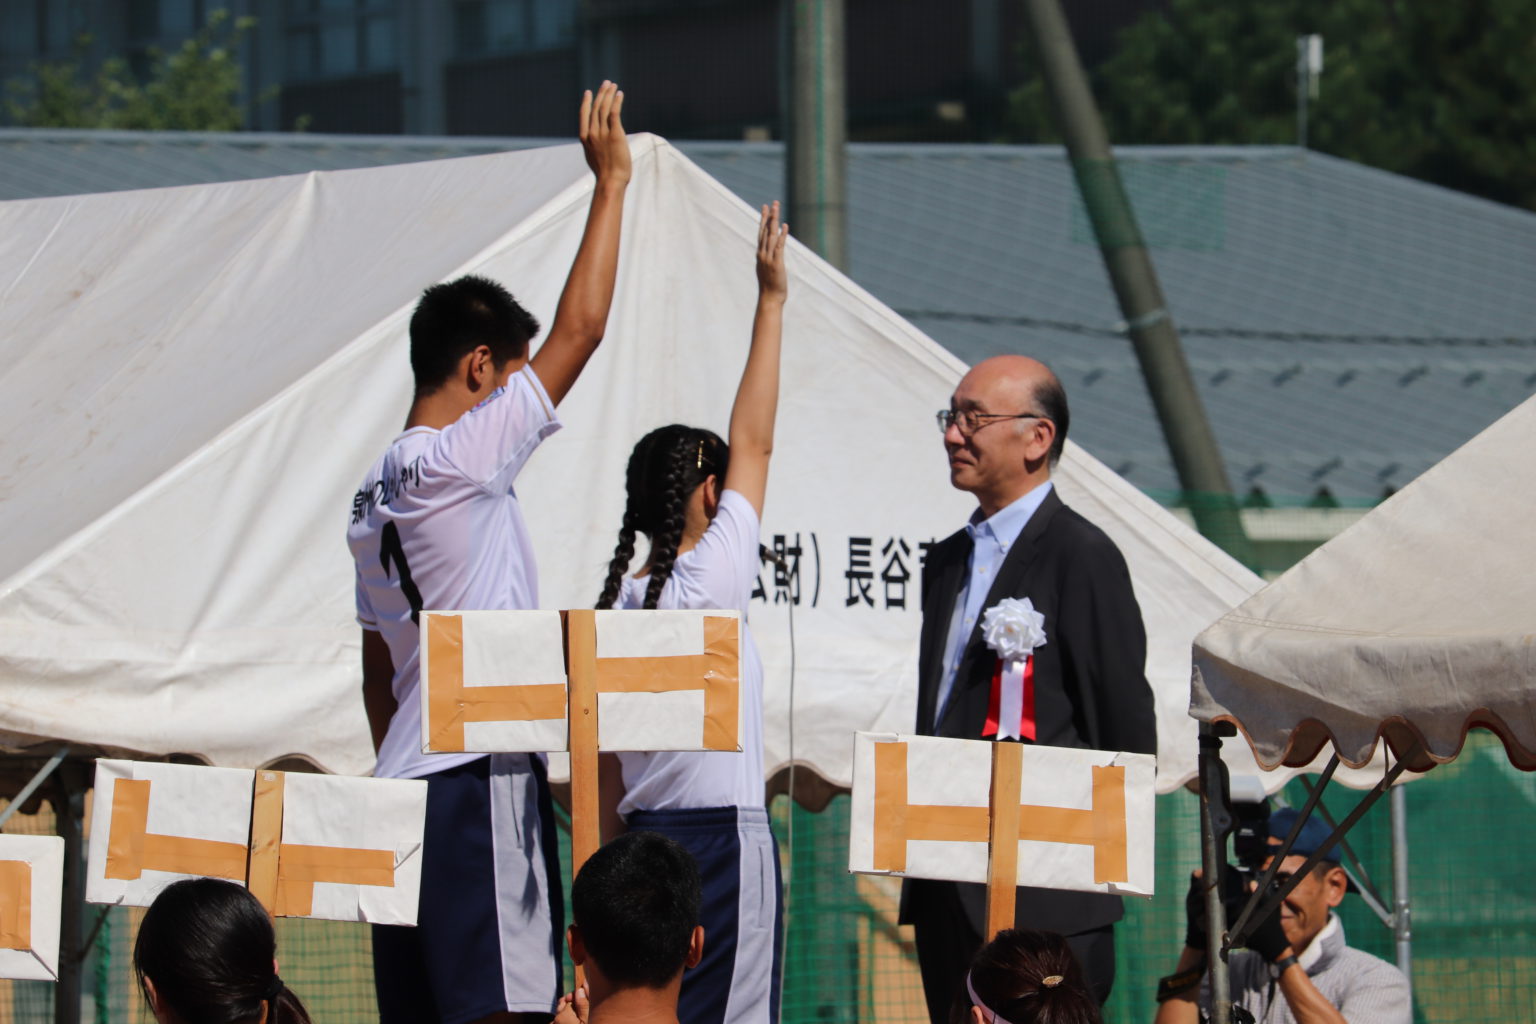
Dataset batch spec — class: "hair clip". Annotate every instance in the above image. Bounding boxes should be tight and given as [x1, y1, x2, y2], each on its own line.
[696, 439, 706, 470]
[1041, 975, 1064, 989]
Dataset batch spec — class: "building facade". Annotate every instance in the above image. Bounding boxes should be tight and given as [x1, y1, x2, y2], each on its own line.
[0, 0, 1155, 138]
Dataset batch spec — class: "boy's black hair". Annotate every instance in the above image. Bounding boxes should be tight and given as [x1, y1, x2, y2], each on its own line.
[409, 275, 541, 397]
[572, 831, 702, 988]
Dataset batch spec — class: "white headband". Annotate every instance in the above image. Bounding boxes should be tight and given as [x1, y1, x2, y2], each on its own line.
[966, 971, 1019, 1024]
[966, 969, 1067, 1024]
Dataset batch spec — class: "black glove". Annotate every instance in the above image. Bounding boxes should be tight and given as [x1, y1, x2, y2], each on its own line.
[1183, 872, 1207, 950]
[1245, 881, 1292, 962]
[1184, 869, 1247, 951]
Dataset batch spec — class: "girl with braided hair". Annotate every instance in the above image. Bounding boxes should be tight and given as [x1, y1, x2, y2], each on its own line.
[593, 201, 787, 1024]
[134, 877, 314, 1024]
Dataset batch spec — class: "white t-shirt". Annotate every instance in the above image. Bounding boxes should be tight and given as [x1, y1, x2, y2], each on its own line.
[348, 366, 560, 780]
[615, 488, 767, 815]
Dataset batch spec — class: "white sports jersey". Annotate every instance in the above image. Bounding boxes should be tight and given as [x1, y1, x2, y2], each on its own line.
[616, 489, 766, 815]
[348, 366, 560, 780]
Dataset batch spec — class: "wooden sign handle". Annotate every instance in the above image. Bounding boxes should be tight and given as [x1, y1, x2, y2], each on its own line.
[565, 610, 601, 990]
[985, 741, 1023, 938]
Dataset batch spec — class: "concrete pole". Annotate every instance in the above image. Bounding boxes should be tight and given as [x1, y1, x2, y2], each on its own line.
[1021, 0, 1253, 564]
[784, 0, 848, 270]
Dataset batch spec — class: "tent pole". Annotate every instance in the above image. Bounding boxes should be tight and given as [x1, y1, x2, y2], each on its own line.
[1295, 775, 1394, 927]
[0, 746, 70, 830]
[52, 762, 85, 1024]
[1197, 723, 1233, 1024]
[1390, 784, 1413, 1000]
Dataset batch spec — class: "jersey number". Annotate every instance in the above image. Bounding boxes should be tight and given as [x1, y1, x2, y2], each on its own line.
[379, 521, 424, 625]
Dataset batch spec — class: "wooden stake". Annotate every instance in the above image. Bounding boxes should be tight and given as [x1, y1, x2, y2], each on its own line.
[985, 741, 1023, 938]
[565, 610, 601, 876]
[565, 610, 601, 990]
[247, 770, 285, 919]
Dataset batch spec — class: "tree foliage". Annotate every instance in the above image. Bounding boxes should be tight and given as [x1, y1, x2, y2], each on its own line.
[4, 10, 258, 132]
[1006, 0, 1536, 211]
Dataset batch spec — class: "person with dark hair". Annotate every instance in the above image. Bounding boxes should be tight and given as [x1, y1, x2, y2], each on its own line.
[347, 82, 632, 1024]
[568, 831, 705, 1015]
[134, 877, 313, 1024]
[1155, 809, 1410, 1024]
[904, 355, 1156, 1020]
[592, 201, 788, 1024]
[956, 929, 1101, 1024]
[407, 275, 545, 398]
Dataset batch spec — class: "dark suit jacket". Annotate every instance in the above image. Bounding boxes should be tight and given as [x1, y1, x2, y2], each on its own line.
[899, 487, 1157, 937]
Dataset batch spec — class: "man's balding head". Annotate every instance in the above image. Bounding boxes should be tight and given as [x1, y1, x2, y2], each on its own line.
[943, 356, 1069, 516]
[961, 356, 1069, 465]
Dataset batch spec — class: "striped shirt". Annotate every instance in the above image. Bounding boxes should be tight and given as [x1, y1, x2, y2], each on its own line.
[1206, 916, 1412, 1024]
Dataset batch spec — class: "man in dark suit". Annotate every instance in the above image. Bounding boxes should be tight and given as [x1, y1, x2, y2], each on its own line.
[901, 355, 1156, 1022]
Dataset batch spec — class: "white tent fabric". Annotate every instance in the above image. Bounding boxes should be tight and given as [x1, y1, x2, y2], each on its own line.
[1193, 391, 1536, 774]
[0, 134, 1278, 795]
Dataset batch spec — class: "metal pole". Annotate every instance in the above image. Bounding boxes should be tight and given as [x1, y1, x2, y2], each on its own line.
[1391, 784, 1413, 1000]
[1295, 36, 1309, 149]
[1198, 724, 1232, 1024]
[53, 764, 85, 1024]
[1020, 0, 1253, 565]
[0, 746, 69, 830]
[785, 0, 848, 270]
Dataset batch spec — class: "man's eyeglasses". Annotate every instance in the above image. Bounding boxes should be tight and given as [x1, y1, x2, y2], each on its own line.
[936, 409, 1046, 436]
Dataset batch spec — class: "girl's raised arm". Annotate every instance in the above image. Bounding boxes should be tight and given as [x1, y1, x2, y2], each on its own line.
[723, 201, 787, 518]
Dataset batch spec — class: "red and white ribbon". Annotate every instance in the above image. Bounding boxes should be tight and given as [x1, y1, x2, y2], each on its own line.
[983, 654, 1035, 741]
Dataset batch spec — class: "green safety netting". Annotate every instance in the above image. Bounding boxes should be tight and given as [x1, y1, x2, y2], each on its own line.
[5, 732, 1533, 1023]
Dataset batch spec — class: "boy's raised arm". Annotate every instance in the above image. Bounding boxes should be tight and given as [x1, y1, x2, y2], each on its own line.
[530, 82, 632, 406]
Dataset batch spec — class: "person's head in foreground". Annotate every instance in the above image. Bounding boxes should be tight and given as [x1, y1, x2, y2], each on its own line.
[1263, 807, 1351, 956]
[569, 831, 704, 1006]
[134, 877, 313, 1024]
[955, 929, 1102, 1024]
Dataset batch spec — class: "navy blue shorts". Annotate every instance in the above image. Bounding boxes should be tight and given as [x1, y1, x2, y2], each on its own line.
[372, 754, 563, 1024]
[627, 806, 783, 1024]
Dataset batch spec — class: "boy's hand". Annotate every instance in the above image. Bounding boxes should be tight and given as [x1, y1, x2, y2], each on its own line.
[756, 201, 788, 302]
[552, 986, 589, 1024]
[580, 82, 630, 187]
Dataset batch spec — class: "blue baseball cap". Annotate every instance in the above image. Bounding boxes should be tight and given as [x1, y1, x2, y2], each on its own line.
[1268, 807, 1358, 891]
[1267, 807, 1338, 861]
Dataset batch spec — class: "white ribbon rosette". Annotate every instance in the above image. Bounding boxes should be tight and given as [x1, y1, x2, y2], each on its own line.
[980, 597, 1047, 741]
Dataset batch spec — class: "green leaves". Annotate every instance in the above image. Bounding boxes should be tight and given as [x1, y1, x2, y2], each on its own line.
[3, 10, 260, 133]
[1005, 0, 1536, 211]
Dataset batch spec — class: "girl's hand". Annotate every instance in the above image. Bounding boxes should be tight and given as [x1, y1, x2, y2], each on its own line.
[755, 201, 788, 303]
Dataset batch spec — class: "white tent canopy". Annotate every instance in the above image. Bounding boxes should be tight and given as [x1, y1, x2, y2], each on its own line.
[1, 134, 1279, 795]
[1193, 391, 1536, 775]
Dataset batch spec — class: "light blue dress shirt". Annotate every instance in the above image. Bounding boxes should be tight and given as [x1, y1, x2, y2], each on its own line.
[933, 481, 1054, 728]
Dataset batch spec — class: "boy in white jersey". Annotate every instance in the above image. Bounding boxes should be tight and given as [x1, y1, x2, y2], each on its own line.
[347, 82, 630, 1024]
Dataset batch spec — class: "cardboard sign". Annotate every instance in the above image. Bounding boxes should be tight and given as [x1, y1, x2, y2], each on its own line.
[421, 609, 742, 754]
[0, 834, 64, 982]
[86, 760, 426, 924]
[848, 733, 1156, 897]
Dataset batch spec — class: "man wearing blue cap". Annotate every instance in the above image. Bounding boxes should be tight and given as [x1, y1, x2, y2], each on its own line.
[1153, 807, 1412, 1024]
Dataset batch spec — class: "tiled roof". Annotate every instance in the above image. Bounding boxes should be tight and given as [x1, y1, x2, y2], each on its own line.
[4, 129, 1531, 502]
